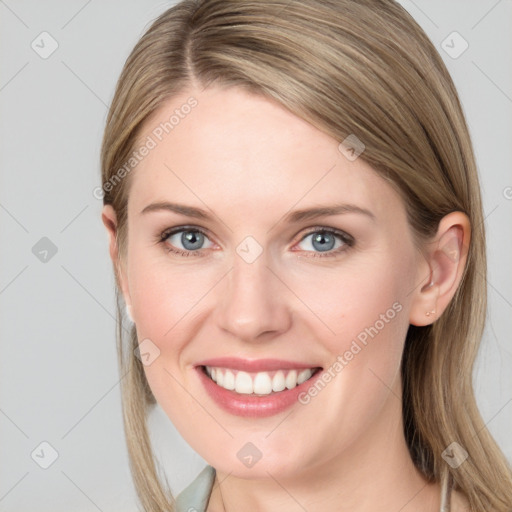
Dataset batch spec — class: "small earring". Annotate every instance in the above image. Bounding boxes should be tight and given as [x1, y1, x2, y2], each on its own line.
[425, 310, 436, 317]
[125, 304, 135, 324]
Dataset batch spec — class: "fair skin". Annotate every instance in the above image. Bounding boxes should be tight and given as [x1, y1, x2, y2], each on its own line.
[102, 86, 470, 512]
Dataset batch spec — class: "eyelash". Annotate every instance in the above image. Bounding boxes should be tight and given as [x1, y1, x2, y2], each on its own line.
[157, 226, 355, 258]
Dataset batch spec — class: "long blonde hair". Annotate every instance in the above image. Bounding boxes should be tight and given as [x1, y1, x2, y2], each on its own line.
[100, 1, 512, 510]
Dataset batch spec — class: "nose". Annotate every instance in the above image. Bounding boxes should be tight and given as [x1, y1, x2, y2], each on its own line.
[214, 249, 292, 342]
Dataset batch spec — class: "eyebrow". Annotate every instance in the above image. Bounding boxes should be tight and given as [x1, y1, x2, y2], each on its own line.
[140, 201, 376, 223]
[140, 201, 375, 223]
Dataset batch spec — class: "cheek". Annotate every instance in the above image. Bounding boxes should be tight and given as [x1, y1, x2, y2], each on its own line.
[126, 253, 221, 417]
[287, 251, 414, 427]
[289, 255, 410, 356]
[127, 256, 218, 438]
[286, 263, 411, 466]
[128, 251, 216, 344]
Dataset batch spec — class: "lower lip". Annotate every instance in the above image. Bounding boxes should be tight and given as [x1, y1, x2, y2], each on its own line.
[196, 366, 322, 418]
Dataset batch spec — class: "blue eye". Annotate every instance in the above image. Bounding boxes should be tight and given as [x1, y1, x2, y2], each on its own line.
[158, 226, 353, 258]
[160, 227, 213, 256]
[296, 229, 353, 257]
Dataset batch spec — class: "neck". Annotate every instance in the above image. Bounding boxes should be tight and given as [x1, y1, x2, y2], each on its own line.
[208, 387, 441, 512]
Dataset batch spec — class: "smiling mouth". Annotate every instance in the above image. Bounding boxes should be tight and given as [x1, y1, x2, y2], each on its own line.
[201, 365, 322, 396]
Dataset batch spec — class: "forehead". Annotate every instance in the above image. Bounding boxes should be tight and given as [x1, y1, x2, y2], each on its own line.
[128, 87, 404, 226]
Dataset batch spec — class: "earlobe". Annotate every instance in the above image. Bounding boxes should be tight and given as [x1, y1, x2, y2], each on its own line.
[409, 212, 470, 327]
[125, 304, 135, 324]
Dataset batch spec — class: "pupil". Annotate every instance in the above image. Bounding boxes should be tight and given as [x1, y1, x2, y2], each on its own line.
[182, 231, 203, 250]
[313, 232, 334, 252]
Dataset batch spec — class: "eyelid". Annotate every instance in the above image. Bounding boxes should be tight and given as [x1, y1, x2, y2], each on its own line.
[295, 225, 354, 244]
[290, 226, 354, 258]
[159, 225, 211, 242]
[158, 225, 215, 258]
[158, 224, 354, 257]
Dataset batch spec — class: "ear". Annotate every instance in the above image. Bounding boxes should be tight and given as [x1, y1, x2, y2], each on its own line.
[101, 205, 132, 314]
[409, 211, 470, 326]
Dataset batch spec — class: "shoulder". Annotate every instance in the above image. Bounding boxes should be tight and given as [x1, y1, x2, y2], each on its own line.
[175, 465, 216, 512]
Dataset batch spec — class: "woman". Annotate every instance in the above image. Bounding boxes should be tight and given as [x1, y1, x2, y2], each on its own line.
[99, 0, 512, 510]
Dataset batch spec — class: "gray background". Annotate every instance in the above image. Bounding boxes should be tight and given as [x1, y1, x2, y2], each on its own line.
[0, 1, 511, 510]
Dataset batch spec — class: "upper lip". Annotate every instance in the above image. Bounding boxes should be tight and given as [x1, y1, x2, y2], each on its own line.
[195, 357, 322, 372]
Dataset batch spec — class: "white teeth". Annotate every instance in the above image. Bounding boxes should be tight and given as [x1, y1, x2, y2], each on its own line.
[285, 370, 298, 389]
[297, 368, 313, 385]
[253, 372, 272, 395]
[235, 371, 253, 394]
[272, 370, 286, 392]
[223, 370, 235, 390]
[205, 366, 316, 395]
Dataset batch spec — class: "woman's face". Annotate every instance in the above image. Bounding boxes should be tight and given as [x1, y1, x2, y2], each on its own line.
[111, 86, 430, 479]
